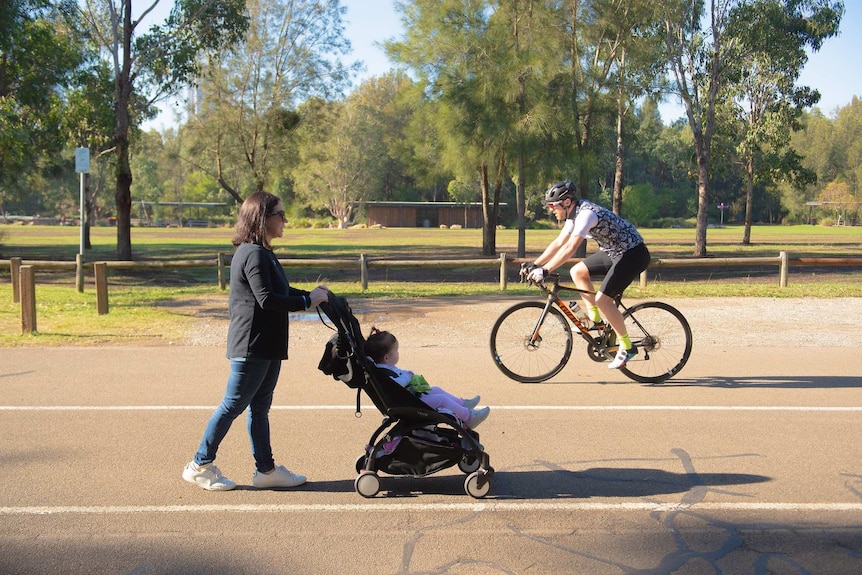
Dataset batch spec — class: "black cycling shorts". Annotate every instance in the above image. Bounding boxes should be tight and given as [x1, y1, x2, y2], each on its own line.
[581, 243, 650, 298]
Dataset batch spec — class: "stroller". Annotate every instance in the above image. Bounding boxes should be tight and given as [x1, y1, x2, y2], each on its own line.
[317, 293, 494, 498]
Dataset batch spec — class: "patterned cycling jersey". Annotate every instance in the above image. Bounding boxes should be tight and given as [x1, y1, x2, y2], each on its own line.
[571, 200, 643, 260]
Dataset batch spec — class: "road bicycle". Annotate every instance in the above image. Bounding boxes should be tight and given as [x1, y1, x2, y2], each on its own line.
[490, 272, 692, 384]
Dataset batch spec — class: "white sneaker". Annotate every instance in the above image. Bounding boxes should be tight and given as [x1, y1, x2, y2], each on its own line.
[462, 395, 481, 409]
[608, 346, 637, 369]
[182, 462, 237, 491]
[252, 464, 307, 489]
[468, 407, 490, 429]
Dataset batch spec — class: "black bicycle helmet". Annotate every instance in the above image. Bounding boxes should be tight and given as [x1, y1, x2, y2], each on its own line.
[544, 180, 577, 203]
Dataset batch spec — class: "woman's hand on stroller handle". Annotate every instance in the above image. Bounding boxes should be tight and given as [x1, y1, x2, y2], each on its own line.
[308, 285, 330, 307]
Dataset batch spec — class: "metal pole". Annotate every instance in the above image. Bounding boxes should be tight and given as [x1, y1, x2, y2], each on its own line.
[79, 172, 85, 255]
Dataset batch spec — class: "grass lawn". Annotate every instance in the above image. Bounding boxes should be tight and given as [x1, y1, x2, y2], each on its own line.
[2, 222, 862, 261]
[1, 223, 860, 346]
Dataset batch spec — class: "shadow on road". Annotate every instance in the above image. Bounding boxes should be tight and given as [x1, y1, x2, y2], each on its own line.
[657, 375, 862, 389]
[301, 467, 771, 500]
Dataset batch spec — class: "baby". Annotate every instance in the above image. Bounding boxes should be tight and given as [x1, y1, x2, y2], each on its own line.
[365, 329, 490, 429]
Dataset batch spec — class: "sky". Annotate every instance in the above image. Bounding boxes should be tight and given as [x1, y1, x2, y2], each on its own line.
[145, 0, 861, 130]
[340, 0, 861, 122]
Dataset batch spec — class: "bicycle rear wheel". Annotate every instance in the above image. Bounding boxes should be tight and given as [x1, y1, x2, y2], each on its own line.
[490, 302, 573, 383]
[618, 301, 692, 384]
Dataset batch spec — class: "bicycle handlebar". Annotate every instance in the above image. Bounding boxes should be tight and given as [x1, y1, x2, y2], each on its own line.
[519, 269, 596, 297]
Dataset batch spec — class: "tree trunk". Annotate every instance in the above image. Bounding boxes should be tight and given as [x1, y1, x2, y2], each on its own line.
[742, 157, 754, 245]
[517, 152, 526, 257]
[694, 154, 709, 257]
[613, 85, 624, 216]
[478, 160, 502, 257]
[479, 164, 491, 255]
[115, 135, 133, 260]
[114, 0, 134, 261]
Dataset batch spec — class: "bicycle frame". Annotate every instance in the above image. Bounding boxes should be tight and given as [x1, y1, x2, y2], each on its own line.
[526, 273, 622, 352]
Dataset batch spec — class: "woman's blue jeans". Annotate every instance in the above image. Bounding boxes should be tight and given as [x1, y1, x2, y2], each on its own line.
[194, 357, 281, 473]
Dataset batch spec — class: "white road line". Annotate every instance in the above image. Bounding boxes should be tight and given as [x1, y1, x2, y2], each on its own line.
[1, 405, 861, 412]
[2, 502, 862, 516]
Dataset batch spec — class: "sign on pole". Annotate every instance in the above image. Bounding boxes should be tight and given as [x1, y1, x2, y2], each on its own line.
[75, 147, 90, 174]
[75, 148, 90, 269]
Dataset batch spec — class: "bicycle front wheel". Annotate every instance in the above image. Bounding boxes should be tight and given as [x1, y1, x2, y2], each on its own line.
[618, 301, 692, 384]
[490, 302, 573, 383]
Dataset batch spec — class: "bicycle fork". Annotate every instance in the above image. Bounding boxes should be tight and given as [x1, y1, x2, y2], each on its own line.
[526, 299, 557, 347]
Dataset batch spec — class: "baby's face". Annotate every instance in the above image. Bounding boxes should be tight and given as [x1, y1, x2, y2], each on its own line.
[387, 341, 400, 366]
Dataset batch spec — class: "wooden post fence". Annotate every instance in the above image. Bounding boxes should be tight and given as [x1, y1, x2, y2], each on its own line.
[19, 265, 36, 334]
[94, 262, 109, 315]
[360, 253, 368, 291]
[218, 252, 227, 291]
[11, 257, 21, 303]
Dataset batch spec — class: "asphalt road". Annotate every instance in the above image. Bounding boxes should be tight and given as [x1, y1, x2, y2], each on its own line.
[2, 297, 861, 574]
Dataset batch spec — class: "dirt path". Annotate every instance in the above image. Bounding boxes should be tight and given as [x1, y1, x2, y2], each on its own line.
[180, 295, 862, 351]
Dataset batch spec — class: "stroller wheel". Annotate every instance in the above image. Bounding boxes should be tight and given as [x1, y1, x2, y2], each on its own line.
[458, 454, 481, 474]
[355, 470, 381, 498]
[464, 470, 491, 498]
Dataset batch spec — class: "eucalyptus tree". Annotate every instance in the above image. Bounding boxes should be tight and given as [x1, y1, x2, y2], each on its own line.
[785, 100, 862, 222]
[292, 85, 389, 228]
[361, 73, 418, 201]
[496, 0, 563, 256]
[728, 0, 841, 244]
[830, 96, 862, 196]
[660, 0, 737, 256]
[0, 0, 87, 219]
[447, 179, 480, 228]
[79, 0, 249, 259]
[661, 0, 842, 255]
[551, 0, 637, 203]
[400, 93, 451, 202]
[602, 0, 667, 216]
[390, 0, 565, 256]
[388, 0, 504, 255]
[186, 0, 358, 204]
[817, 180, 856, 225]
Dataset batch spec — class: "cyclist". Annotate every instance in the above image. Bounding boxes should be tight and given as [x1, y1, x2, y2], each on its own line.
[524, 180, 651, 369]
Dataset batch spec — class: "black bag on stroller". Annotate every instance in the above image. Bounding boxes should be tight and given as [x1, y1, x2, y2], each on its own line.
[317, 293, 494, 498]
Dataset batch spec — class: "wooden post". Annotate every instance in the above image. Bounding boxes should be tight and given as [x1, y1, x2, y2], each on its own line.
[10, 257, 21, 303]
[639, 269, 647, 289]
[360, 253, 368, 291]
[76, 253, 85, 293]
[779, 251, 788, 288]
[94, 262, 109, 315]
[499, 253, 507, 291]
[217, 252, 226, 290]
[19, 265, 36, 334]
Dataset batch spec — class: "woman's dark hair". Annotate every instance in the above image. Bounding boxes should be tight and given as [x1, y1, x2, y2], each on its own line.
[232, 191, 280, 248]
[365, 328, 397, 363]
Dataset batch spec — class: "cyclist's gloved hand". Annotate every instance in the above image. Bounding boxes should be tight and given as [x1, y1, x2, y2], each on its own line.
[528, 267, 547, 283]
[519, 262, 536, 278]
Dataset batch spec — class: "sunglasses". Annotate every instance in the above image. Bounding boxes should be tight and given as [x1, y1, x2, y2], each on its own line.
[547, 201, 564, 208]
[268, 210, 286, 221]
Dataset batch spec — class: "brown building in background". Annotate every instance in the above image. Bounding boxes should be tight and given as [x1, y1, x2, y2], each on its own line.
[364, 201, 507, 228]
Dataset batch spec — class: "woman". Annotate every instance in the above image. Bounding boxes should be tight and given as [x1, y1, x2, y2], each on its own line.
[183, 191, 328, 491]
